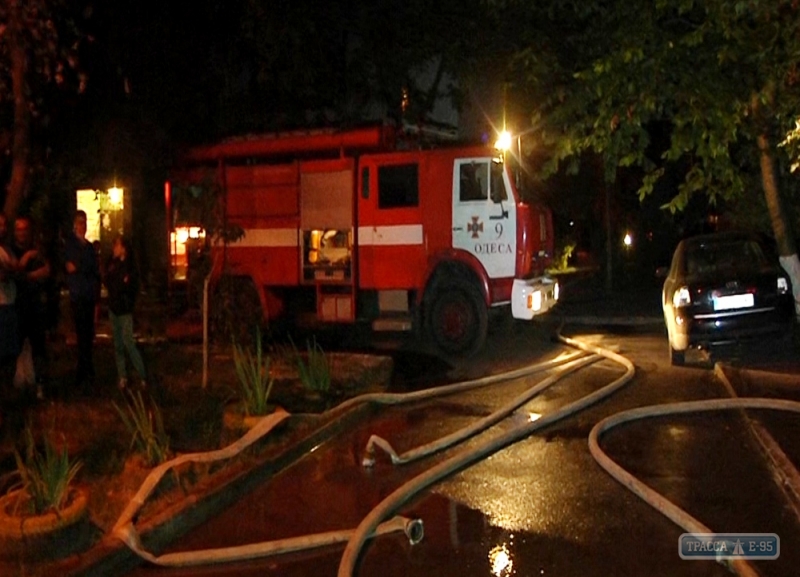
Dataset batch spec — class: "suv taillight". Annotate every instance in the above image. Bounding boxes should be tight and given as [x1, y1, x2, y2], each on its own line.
[673, 286, 691, 308]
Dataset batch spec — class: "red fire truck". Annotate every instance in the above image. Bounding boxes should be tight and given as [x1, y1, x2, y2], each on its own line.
[166, 125, 558, 354]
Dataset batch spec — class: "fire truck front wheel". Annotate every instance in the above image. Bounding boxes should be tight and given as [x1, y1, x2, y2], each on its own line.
[426, 281, 488, 356]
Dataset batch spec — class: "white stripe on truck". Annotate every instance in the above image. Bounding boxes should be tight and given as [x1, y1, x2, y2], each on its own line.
[234, 229, 298, 247]
[232, 225, 424, 248]
[358, 225, 423, 246]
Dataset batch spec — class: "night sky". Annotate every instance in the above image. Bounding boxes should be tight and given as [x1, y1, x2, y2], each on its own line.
[4, 0, 725, 275]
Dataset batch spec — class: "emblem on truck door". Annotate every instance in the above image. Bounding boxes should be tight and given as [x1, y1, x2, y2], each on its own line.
[467, 216, 484, 239]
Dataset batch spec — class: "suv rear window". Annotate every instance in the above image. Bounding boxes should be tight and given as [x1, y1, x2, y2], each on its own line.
[686, 239, 767, 275]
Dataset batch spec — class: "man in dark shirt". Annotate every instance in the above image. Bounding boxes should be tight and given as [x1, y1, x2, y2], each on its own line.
[0, 213, 19, 391]
[64, 211, 100, 387]
[11, 216, 50, 398]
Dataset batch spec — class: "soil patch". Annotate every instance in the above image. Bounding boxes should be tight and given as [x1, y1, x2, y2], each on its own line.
[0, 332, 393, 575]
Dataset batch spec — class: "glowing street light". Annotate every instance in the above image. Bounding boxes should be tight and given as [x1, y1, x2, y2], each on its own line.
[623, 232, 633, 249]
[495, 130, 513, 152]
[108, 185, 124, 208]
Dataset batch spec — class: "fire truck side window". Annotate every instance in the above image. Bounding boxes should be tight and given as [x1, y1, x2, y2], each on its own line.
[377, 164, 419, 209]
[459, 162, 489, 202]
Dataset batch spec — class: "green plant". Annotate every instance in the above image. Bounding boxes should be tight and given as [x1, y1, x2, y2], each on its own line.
[11, 426, 82, 516]
[292, 336, 331, 394]
[114, 391, 170, 467]
[232, 328, 276, 416]
[553, 242, 576, 271]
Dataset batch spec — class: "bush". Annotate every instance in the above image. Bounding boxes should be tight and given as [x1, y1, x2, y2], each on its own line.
[552, 242, 576, 271]
[11, 426, 82, 515]
[293, 336, 331, 394]
[232, 328, 276, 417]
[114, 391, 170, 467]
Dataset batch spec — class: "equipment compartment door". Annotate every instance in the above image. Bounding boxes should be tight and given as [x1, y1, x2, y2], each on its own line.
[357, 155, 426, 289]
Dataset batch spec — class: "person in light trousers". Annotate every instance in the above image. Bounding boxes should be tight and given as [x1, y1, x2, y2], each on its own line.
[105, 235, 147, 389]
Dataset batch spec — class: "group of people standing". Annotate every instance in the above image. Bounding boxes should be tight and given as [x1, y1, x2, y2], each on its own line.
[0, 210, 147, 403]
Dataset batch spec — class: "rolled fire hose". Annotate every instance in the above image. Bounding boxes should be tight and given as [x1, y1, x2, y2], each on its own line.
[338, 333, 636, 576]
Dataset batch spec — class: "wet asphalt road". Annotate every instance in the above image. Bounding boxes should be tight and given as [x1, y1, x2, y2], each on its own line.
[125, 321, 800, 577]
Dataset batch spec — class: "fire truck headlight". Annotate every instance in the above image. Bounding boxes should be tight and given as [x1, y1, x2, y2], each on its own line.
[528, 290, 543, 312]
[554, 282, 559, 301]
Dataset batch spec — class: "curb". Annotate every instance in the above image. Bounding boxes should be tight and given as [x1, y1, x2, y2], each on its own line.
[714, 363, 800, 524]
[557, 314, 664, 327]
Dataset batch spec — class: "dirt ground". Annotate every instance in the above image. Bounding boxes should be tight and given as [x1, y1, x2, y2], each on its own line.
[1, 333, 238, 529]
[0, 294, 397, 557]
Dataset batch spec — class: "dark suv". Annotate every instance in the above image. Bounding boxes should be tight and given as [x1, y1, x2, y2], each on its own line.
[661, 231, 794, 365]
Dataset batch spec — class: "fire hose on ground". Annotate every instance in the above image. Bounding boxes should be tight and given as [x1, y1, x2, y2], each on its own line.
[111, 349, 585, 567]
[361, 353, 602, 466]
[337, 333, 636, 576]
[341, 332, 784, 577]
[113, 331, 787, 577]
[332, 348, 587, 416]
[588, 397, 800, 577]
[111, 407, 423, 567]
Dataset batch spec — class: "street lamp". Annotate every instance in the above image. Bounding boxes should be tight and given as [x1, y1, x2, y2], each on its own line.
[494, 130, 513, 152]
[108, 185, 124, 208]
[623, 232, 633, 249]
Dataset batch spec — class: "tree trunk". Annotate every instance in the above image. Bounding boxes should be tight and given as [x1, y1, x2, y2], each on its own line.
[757, 132, 800, 317]
[604, 178, 613, 293]
[4, 0, 30, 219]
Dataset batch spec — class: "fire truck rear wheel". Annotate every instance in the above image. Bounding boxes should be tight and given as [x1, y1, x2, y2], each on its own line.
[426, 281, 488, 356]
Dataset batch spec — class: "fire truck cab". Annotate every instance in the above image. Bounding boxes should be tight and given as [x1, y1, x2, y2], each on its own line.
[166, 126, 558, 355]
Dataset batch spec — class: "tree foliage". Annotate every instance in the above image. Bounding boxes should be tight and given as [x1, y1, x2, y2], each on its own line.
[502, 0, 800, 225]
[235, 0, 489, 131]
[89, 0, 491, 141]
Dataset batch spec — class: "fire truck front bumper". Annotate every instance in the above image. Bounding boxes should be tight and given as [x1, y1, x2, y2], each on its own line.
[511, 276, 559, 321]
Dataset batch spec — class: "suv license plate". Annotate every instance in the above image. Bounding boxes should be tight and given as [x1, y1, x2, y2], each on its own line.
[713, 293, 754, 311]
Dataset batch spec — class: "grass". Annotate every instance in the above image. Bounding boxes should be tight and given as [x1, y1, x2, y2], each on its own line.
[11, 425, 82, 516]
[114, 391, 171, 467]
[232, 328, 276, 417]
[292, 336, 331, 394]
